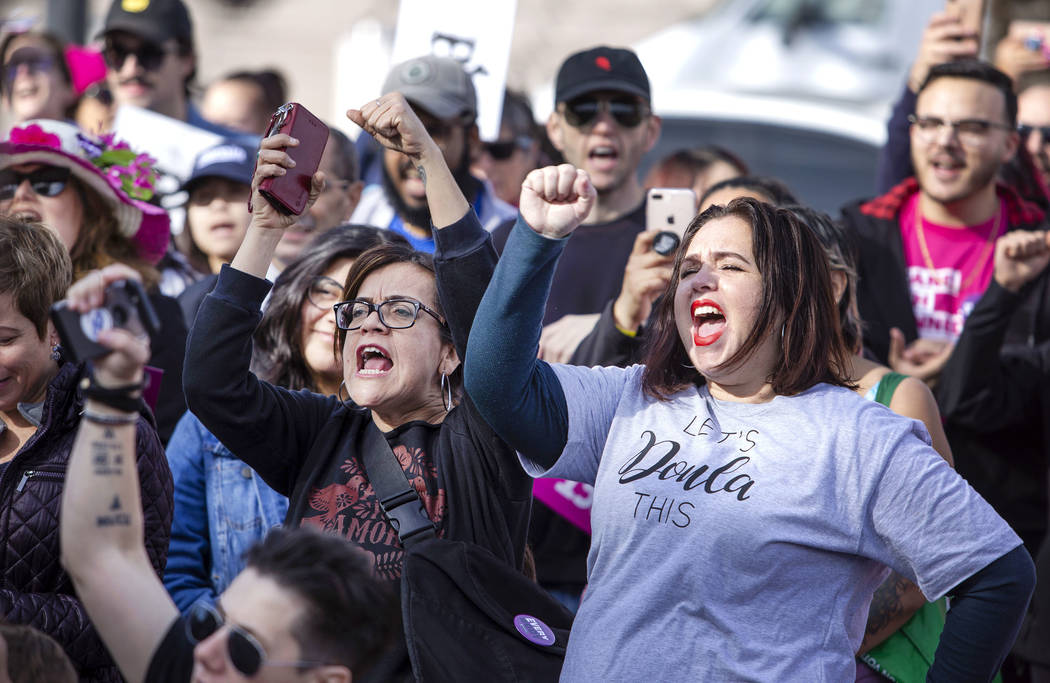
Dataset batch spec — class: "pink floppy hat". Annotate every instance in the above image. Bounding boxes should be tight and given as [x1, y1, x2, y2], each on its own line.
[1, 119, 170, 264]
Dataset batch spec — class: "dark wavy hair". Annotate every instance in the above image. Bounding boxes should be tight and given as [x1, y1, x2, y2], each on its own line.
[641, 197, 853, 400]
[243, 526, 399, 676]
[782, 205, 863, 354]
[252, 225, 407, 391]
[337, 243, 460, 396]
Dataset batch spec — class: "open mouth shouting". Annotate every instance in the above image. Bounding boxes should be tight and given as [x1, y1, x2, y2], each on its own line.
[691, 299, 726, 346]
[587, 144, 619, 172]
[357, 344, 393, 376]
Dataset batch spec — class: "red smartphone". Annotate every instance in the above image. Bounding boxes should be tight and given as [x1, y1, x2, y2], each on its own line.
[258, 103, 329, 216]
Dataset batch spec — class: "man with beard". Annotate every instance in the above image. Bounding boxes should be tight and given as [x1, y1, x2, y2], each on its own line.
[1019, 70, 1050, 193]
[349, 55, 515, 252]
[841, 59, 1042, 376]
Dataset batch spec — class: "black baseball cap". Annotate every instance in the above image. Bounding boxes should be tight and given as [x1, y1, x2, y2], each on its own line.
[555, 46, 651, 104]
[100, 0, 193, 46]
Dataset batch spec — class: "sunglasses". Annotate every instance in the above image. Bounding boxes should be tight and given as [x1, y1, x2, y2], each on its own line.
[2, 50, 56, 91]
[0, 167, 70, 201]
[563, 96, 648, 128]
[482, 136, 532, 160]
[102, 39, 177, 71]
[1019, 124, 1050, 142]
[186, 602, 327, 677]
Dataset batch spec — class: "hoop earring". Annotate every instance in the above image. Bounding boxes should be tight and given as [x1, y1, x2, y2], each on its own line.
[337, 381, 350, 404]
[440, 373, 453, 412]
[50, 343, 61, 362]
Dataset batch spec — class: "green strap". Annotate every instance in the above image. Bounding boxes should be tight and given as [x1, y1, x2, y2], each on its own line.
[873, 372, 908, 407]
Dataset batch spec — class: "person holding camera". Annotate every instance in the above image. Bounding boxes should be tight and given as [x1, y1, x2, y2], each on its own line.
[0, 217, 171, 682]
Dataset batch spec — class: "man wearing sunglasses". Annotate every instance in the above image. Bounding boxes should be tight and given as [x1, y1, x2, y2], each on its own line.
[98, 0, 252, 141]
[349, 55, 516, 253]
[1018, 70, 1050, 190]
[59, 265, 398, 683]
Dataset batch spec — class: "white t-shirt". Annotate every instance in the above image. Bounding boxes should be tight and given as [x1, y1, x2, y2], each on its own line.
[524, 364, 1020, 682]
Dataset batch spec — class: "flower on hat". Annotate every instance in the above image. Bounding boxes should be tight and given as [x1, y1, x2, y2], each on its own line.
[8, 123, 62, 149]
[85, 132, 158, 202]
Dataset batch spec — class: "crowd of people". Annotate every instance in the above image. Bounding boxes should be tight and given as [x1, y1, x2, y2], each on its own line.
[1, 0, 1050, 680]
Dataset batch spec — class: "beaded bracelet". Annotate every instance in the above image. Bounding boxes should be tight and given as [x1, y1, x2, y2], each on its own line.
[82, 409, 138, 426]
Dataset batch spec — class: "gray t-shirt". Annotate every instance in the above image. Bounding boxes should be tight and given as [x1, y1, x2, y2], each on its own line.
[524, 364, 1021, 682]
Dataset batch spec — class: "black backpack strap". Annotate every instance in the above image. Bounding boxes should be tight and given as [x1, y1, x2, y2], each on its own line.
[360, 421, 437, 547]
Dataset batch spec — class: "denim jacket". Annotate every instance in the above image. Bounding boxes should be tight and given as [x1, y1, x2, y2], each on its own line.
[163, 410, 288, 613]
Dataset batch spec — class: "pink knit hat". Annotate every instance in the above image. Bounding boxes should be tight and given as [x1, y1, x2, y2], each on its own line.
[1, 120, 170, 264]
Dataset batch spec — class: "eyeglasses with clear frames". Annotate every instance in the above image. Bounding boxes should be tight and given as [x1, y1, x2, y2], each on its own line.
[333, 298, 446, 331]
[908, 114, 1014, 146]
[306, 276, 344, 310]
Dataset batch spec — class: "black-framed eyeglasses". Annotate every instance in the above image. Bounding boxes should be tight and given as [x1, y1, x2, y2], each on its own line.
[102, 38, 177, 71]
[306, 276, 344, 310]
[186, 602, 327, 677]
[1019, 124, 1050, 142]
[563, 95, 648, 129]
[0, 166, 70, 201]
[482, 136, 532, 160]
[333, 298, 446, 331]
[908, 114, 1014, 146]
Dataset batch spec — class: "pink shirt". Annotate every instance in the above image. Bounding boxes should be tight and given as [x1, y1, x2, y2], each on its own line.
[898, 194, 1006, 342]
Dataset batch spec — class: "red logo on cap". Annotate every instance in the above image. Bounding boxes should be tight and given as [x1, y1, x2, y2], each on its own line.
[595, 56, 612, 71]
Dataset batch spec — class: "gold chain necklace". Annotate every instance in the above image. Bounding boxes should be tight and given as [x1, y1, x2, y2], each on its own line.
[915, 200, 1002, 292]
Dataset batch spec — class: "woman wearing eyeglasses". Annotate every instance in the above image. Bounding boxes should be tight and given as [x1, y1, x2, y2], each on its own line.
[163, 224, 405, 615]
[0, 119, 188, 442]
[0, 31, 76, 127]
[178, 93, 531, 678]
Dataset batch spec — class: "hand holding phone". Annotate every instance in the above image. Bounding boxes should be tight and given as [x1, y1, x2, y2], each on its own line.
[258, 103, 329, 216]
[944, 0, 985, 39]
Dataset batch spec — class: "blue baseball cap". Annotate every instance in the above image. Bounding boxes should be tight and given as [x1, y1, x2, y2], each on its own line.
[180, 140, 255, 194]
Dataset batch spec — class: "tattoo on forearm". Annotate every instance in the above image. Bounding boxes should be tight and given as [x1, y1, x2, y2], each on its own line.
[417, 164, 426, 188]
[89, 439, 125, 477]
[865, 573, 911, 637]
[96, 494, 131, 527]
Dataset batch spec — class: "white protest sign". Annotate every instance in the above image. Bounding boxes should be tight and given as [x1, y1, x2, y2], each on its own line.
[391, 0, 517, 141]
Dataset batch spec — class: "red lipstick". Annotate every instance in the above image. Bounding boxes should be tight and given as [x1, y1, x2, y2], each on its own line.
[691, 299, 725, 347]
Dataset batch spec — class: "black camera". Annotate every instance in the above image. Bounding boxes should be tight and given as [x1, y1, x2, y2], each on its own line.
[50, 279, 161, 364]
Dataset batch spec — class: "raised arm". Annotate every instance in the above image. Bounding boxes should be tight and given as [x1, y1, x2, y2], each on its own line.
[937, 230, 1050, 430]
[348, 93, 486, 356]
[60, 264, 179, 683]
[464, 165, 595, 466]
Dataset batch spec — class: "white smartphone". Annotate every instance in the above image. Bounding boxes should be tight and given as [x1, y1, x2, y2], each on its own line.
[646, 187, 697, 238]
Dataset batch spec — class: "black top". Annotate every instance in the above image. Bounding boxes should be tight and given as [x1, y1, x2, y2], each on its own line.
[182, 211, 532, 577]
[492, 200, 645, 325]
[147, 292, 188, 444]
[144, 617, 192, 683]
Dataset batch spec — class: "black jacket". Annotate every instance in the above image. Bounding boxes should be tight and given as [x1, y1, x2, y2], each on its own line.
[0, 361, 172, 682]
[938, 279, 1050, 666]
[183, 212, 532, 575]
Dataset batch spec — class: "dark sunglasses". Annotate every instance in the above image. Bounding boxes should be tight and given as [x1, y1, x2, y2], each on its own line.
[2, 50, 56, 91]
[102, 39, 176, 71]
[1019, 124, 1050, 141]
[482, 136, 532, 160]
[563, 96, 648, 128]
[0, 167, 70, 201]
[186, 602, 327, 677]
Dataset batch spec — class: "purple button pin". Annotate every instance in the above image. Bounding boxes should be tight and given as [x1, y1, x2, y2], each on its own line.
[514, 614, 556, 646]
